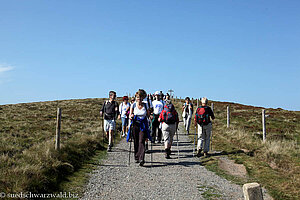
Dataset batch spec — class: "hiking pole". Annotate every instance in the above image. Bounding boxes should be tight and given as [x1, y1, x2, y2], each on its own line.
[176, 125, 179, 161]
[210, 125, 213, 152]
[128, 124, 132, 166]
[193, 125, 196, 157]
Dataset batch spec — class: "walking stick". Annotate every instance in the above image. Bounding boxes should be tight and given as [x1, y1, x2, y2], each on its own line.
[210, 124, 213, 152]
[176, 124, 179, 160]
[193, 125, 196, 157]
[128, 124, 132, 166]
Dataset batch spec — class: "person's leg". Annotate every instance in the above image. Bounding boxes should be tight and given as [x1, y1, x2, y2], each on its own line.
[203, 124, 212, 155]
[186, 116, 191, 134]
[197, 124, 204, 156]
[121, 117, 126, 136]
[157, 124, 162, 143]
[138, 131, 146, 165]
[133, 124, 139, 161]
[152, 117, 158, 143]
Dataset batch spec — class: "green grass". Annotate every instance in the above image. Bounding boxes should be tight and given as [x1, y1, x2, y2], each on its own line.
[187, 100, 300, 200]
[0, 98, 122, 195]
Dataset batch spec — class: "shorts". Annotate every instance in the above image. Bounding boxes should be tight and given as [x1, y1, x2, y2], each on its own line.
[104, 119, 116, 132]
[161, 123, 176, 144]
[121, 117, 129, 127]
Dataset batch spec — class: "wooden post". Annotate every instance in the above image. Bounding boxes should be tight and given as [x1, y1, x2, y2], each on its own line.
[211, 103, 214, 111]
[227, 106, 230, 128]
[55, 108, 62, 150]
[262, 109, 266, 142]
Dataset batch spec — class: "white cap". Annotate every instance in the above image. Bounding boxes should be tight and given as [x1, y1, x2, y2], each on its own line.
[154, 91, 160, 95]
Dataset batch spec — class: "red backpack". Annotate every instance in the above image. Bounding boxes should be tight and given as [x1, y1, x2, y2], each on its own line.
[195, 106, 210, 125]
[161, 104, 178, 124]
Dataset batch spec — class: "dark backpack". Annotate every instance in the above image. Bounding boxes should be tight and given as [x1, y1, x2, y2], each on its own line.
[195, 106, 210, 125]
[162, 104, 178, 124]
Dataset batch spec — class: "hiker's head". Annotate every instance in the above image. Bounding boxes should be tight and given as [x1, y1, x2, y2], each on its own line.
[109, 91, 116, 100]
[154, 91, 160, 100]
[165, 93, 170, 100]
[123, 96, 128, 103]
[185, 97, 190, 103]
[135, 89, 147, 102]
[131, 97, 135, 103]
[201, 97, 208, 105]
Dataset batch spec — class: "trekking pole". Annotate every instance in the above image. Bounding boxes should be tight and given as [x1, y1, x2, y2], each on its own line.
[128, 137, 132, 166]
[210, 124, 213, 152]
[101, 116, 105, 146]
[176, 125, 179, 160]
[193, 125, 196, 157]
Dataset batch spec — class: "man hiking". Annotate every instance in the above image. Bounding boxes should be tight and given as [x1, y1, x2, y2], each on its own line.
[151, 91, 164, 143]
[159, 97, 179, 159]
[100, 91, 119, 152]
[119, 96, 130, 137]
[194, 97, 215, 157]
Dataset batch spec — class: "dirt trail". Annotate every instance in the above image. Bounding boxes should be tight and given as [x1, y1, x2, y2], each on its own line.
[80, 125, 269, 200]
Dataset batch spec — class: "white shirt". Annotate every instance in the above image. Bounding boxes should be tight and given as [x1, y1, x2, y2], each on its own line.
[119, 102, 130, 118]
[131, 102, 148, 118]
[152, 100, 164, 115]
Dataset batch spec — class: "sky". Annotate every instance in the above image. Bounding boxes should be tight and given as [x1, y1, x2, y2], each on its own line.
[0, 0, 299, 110]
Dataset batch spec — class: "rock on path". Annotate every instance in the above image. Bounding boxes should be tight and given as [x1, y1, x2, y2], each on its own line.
[81, 125, 247, 200]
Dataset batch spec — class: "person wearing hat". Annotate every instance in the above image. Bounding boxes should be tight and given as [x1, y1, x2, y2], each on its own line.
[100, 91, 119, 152]
[194, 97, 215, 157]
[119, 96, 131, 137]
[127, 89, 152, 166]
[151, 91, 164, 143]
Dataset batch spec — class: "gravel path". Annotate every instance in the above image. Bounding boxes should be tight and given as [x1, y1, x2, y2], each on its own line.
[80, 125, 266, 200]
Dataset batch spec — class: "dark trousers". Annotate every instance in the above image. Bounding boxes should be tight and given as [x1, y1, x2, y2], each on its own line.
[152, 115, 162, 142]
[133, 123, 146, 162]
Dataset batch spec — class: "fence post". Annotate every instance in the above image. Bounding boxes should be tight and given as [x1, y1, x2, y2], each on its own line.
[227, 106, 230, 128]
[262, 109, 266, 142]
[55, 108, 62, 151]
[211, 103, 214, 111]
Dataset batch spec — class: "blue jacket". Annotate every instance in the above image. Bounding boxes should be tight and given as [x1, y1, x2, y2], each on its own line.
[126, 115, 152, 142]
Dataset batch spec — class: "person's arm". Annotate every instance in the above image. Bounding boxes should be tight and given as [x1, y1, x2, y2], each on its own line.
[100, 101, 105, 117]
[210, 107, 215, 120]
[118, 103, 122, 119]
[194, 107, 198, 126]
[129, 104, 134, 119]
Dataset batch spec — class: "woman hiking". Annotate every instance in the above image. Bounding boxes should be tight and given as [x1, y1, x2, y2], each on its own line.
[100, 91, 119, 152]
[127, 89, 152, 166]
[159, 97, 179, 159]
[118, 96, 130, 137]
[182, 97, 193, 135]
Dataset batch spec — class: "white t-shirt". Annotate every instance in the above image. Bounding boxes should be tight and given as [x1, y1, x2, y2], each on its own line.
[119, 102, 130, 118]
[131, 102, 148, 118]
[152, 100, 164, 115]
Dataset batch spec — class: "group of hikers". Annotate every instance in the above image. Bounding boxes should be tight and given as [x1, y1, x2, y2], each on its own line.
[100, 89, 215, 166]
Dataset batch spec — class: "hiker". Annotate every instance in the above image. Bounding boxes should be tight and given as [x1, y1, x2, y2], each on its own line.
[119, 96, 130, 137]
[100, 91, 119, 152]
[127, 89, 152, 166]
[182, 97, 193, 134]
[143, 93, 153, 152]
[151, 91, 164, 143]
[194, 97, 215, 157]
[159, 99, 179, 159]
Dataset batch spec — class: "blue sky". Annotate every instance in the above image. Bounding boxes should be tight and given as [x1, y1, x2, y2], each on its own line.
[0, 0, 299, 110]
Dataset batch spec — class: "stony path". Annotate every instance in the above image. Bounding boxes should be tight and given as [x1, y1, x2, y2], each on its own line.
[80, 125, 257, 200]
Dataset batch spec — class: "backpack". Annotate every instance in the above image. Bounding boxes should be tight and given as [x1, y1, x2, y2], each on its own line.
[162, 104, 178, 124]
[195, 106, 210, 125]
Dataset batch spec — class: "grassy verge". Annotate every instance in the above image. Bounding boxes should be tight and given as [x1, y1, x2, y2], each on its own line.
[0, 98, 122, 196]
[172, 98, 299, 200]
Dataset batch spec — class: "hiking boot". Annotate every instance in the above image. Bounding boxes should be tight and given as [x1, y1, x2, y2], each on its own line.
[196, 150, 202, 157]
[165, 149, 171, 159]
[204, 152, 209, 157]
[107, 146, 112, 152]
[139, 160, 145, 166]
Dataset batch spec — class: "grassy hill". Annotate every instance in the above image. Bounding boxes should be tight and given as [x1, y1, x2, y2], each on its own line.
[174, 99, 299, 200]
[0, 98, 299, 199]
